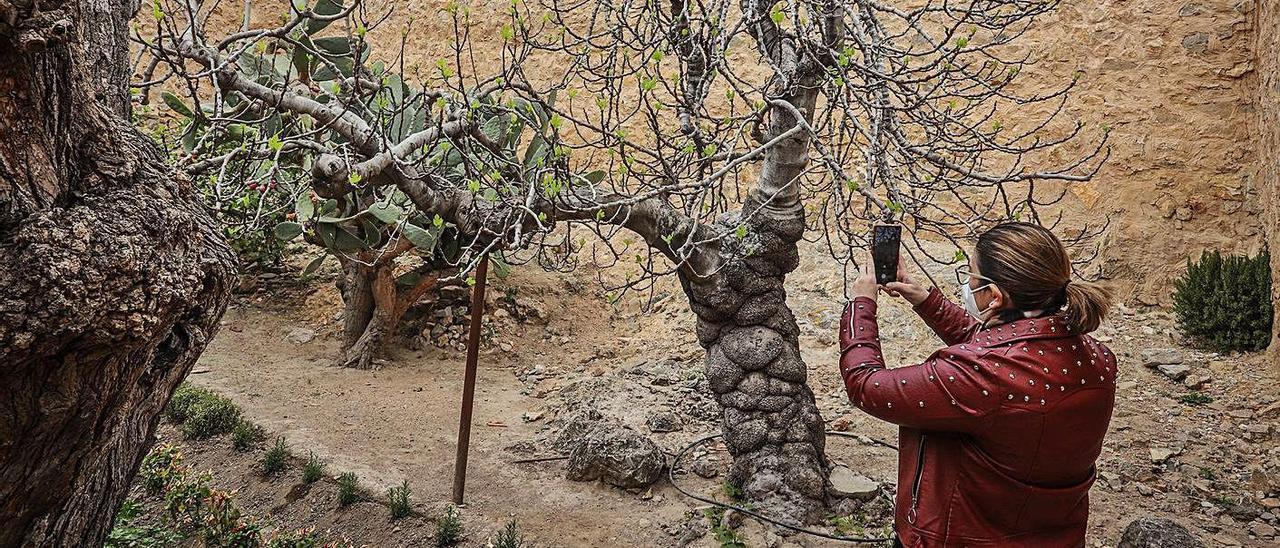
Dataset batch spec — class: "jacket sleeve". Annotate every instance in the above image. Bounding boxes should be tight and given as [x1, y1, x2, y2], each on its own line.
[839, 297, 1000, 432]
[913, 287, 980, 346]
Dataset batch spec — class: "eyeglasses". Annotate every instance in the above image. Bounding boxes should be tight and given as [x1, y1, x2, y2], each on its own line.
[955, 266, 996, 288]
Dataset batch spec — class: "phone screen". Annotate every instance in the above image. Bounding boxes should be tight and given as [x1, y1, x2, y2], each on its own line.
[872, 225, 901, 285]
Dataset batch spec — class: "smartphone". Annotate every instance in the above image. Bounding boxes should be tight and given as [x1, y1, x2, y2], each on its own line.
[872, 224, 901, 285]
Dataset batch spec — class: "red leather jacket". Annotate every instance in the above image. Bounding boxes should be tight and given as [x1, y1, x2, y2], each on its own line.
[839, 288, 1116, 547]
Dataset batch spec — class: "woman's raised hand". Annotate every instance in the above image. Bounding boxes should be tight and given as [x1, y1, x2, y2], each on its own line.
[883, 256, 931, 306]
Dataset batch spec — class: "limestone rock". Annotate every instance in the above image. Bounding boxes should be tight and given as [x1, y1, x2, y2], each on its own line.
[1116, 517, 1204, 548]
[565, 426, 666, 489]
[285, 327, 316, 344]
[1156, 363, 1191, 381]
[1141, 348, 1184, 367]
[828, 465, 879, 501]
[646, 411, 683, 433]
[553, 408, 605, 454]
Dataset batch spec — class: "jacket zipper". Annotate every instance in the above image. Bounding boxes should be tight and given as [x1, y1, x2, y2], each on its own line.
[907, 434, 927, 525]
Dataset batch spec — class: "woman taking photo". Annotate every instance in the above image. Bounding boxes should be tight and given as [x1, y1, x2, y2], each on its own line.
[839, 222, 1115, 547]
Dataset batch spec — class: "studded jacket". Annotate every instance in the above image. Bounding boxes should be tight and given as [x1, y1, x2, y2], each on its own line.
[839, 288, 1116, 547]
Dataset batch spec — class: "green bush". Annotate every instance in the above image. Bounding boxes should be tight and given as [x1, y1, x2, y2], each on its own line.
[105, 501, 183, 548]
[434, 505, 463, 547]
[493, 519, 526, 548]
[182, 396, 243, 440]
[1173, 250, 1273, 352]
[336, 472, 359, 507]
[165, 384, 219, 424]
[302, 452, 324, 484]
[387, 481, 413, 520]
[262, 437, 289, 476]
[138, 443, 185, 494]
[232, 420, 266, 451]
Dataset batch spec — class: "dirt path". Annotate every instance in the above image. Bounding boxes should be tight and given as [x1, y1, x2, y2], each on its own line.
[184, 245, 1280, 547]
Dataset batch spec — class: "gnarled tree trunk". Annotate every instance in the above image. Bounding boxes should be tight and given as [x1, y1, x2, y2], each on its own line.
[686, 88, 829, 523]
[0, 1, 236, 546]
[336, 256, 441, 369]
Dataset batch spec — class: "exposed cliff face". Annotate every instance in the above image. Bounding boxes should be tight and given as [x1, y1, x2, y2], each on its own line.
[1019, 0, 1264, 304]
[1254, 0, 1280, 355]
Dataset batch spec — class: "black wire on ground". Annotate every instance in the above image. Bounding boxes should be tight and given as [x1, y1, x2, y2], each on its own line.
[668, 432, 898, 544]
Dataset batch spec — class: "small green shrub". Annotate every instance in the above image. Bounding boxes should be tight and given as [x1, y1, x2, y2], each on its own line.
[105, 501, 183, 548]
[163, 471, 213, 523]
[702, 508, 745, 548]
[266, 527, 357, 548]
[165, 384, 219, 423]
[1179, 392, 1214, 406]
[199, 490, 263, 547]
[138, 444, 186, 494]
[434, 505, 463, 546]
[302, 452, 324, 484]
[262, 437, 289, 475]
[232, 420, 266, 451]
[181, 395, 242, 440]
[1173, 250, 1273, 352]
[387, 481, 413, 520]
[493, 519, 526, 548]
[336, 472, 359, 507]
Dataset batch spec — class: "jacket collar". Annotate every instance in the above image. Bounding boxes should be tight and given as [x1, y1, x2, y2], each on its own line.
[969, 314, 1075, 348]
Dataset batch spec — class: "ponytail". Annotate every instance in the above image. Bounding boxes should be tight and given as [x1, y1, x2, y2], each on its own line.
[1063, 280, 1111, 334]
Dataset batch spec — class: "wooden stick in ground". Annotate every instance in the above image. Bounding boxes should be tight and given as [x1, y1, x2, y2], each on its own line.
[452, 254, 490, 505]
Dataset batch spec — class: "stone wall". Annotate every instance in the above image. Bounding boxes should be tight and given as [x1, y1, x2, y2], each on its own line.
[1254, 0, 1280, 355]
[1019, 0, 1264, 305]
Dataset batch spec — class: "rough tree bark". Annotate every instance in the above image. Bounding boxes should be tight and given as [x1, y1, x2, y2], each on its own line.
[685, 88, 828, 522]
[335, 251, 441, 370]
[0, 0, 236, 545]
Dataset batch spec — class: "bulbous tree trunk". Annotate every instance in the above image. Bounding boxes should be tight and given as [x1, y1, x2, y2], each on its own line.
[684, 88, 829, 523]
[687, 206, 827, 523]
[0, 1, 236, 545]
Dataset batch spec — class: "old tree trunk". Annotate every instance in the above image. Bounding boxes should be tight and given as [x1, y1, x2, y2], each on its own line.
[684, 88, 828, 523]
[0, 0, 236, 545]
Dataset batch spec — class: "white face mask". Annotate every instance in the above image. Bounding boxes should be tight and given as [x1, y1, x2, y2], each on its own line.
[961, 282, 993, 319]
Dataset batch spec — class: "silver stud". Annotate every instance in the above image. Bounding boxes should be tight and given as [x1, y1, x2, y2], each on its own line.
[982, 390, 989, 396]
[1040, 399, 1045, 405]
[1081, 379, 1086, 384]
[919, 401, 925, 407]
[901, 380, 907, 385]
[1037, 350, 1044, 355]
[1099, 376, 1104, 381]
[929, 375, 935, 381]
[886, 402, 892, 408]
[948, 376, 955, 382]
[1060, 386, 1065, 391]
[1024, 396, 1030, 402]
[1062, 369, 1068, 374]
[1008, 394, 1014, 400]
[1028, 379, 1035, 386]
[874, 382, 880, 387]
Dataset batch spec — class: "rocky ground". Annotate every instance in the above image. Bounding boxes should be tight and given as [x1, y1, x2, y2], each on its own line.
[130, 240, 1280, 547]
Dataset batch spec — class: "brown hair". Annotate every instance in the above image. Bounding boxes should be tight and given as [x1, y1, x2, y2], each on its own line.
[975, 222, 1111, 333]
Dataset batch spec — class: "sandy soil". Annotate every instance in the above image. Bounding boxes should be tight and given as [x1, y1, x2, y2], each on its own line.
[155, 240, 1280, 548]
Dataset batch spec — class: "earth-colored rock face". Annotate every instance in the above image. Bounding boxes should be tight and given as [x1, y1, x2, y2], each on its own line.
[1015, 0, 1264, 304]
[1257, 0, 1280, 355]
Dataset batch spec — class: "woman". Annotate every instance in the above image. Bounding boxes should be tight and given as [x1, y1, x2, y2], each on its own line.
[839, 222, 1115, 547]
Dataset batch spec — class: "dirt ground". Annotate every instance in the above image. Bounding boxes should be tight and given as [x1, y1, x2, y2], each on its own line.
[139, 239, 1280, 548]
